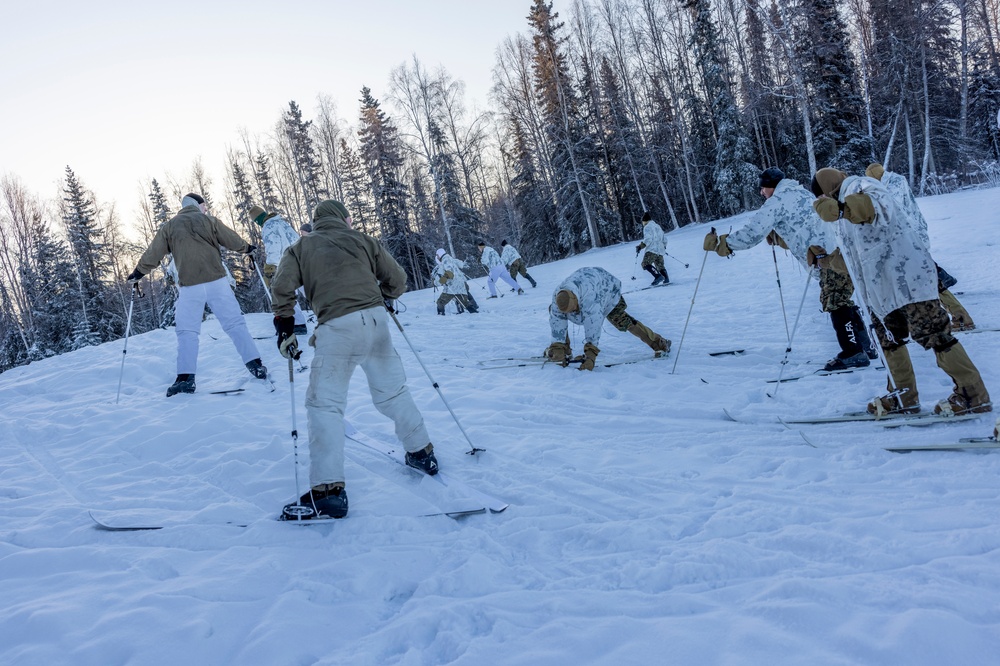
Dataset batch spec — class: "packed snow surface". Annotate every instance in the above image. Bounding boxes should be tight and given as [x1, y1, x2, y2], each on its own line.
[2, 187, 999, 665]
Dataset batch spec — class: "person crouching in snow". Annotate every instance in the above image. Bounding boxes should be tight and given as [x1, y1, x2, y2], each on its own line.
[811, 167, 991, 417]
[431, 248, 478, 315]
[545, 267, 670, 370]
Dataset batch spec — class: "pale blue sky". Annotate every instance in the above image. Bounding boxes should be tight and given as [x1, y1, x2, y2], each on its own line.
[1, 0, 551, 219]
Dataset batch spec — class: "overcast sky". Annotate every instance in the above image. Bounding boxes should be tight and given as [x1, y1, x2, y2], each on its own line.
[1, 0, 547, 222]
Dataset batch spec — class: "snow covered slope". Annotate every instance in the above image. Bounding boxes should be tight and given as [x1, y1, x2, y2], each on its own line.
[1, 187, 999, 665]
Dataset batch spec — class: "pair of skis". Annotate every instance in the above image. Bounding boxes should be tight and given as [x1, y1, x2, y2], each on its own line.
[476, 352, 669, 370]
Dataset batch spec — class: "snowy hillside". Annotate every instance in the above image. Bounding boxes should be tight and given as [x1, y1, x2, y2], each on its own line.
[2, 188, 1000, 665]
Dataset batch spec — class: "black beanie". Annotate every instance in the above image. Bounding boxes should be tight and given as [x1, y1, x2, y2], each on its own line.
[641, 211, 651, 222]
[759, 167, 785, 189]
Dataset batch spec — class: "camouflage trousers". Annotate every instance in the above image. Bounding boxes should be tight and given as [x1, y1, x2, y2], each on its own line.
[818, 268, 856, 313]
[641, 252, 666, 274]
[436, 292, 474, 312]
[606, 297, 637, 332]
[871, 299, 953, 351]
[508, 258, 530, 280]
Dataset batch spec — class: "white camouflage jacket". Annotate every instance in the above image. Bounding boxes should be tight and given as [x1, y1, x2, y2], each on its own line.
[261, 214, 302, 266]
[480, 246, 503, 270]
[880, 171, 931, 247]
[549, 267, 622, 346]
[726, 178, 837, 270]
[431, 254, 469, 295]
[639, 220, 666, 255]
[500, 244, 521, 267]
[833, 175, 938, 319]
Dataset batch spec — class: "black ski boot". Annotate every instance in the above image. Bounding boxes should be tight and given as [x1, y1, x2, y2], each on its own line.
[282, 484, 348, 520]
[658, 268, 670, 285]
[166, 374, 196, 397]
[527, 274, 537, 288]
[823, 351, 870, 372]
[245, 358, 268, 379]
[644, 265, 660, 286]
[437, 304, 446, 316]
[405, 444, 439, 476]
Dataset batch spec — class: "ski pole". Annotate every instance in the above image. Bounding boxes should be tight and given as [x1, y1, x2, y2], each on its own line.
[282, 353, 314, 521]
[767, 266, 815, 397]
[671, 229, 713, 374]
[665, 252, 689, 268]
[386, 304, 484, 454]
[771, 244, 791, 346]
[630, 251, 640, 281]
[849, 277, 902, 412]
[115, 283, 141, 404]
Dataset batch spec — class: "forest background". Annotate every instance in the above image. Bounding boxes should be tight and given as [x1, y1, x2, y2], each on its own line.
[1, 0, 999, 374]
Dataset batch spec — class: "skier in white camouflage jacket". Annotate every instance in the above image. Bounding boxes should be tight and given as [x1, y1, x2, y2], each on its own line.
[249, 205, 308, 335]
[865, 163, 976, 330]
[478, 241, 523, 297]
[811, 167, 991, 417]
[635, 212, 669, 286]
[500, 240, 537, 288]
[545, 267, 670, 370]
[431, 248, 478, 315]
[704, 167, 877, 371]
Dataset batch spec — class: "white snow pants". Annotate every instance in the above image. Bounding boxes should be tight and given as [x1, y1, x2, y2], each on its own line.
[174, 277, 261, 374]
[305, 306, 430, 486]
[486, 265, 520, 297]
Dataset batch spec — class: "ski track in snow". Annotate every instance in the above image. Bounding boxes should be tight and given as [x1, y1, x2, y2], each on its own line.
[1, 188, 1000, 664]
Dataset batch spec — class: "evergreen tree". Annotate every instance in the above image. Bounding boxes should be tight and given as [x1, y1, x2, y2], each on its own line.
[357, 86, 422, 287]
[253, 150, 281, 213]
[681, 0, 758, 216]
[283, 100, 327, 218]
[60, 167, 109, 349]
[337, 139, 377, 237]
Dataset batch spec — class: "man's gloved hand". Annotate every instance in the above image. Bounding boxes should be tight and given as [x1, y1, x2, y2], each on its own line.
[544, 341, 571, 365]
[384, 299, 395, 314]
[842, 193, 875, 224]
[263, 263, 277, 279]
[126, 269, 144, 284]
[274, 316, 300, 360]
[635, 243, 645, 255]
[765, 230, 789, 249]
[813, 197, 842, 222]
[579, 342, 600, 371]
[703, 232, 719, 252]
[714, 234, 732, 257]
[807, 245, 828, 268]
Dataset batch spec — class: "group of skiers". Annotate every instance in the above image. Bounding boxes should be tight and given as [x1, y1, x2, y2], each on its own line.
[126, 161, 994, 519]
[704, 165, 991, 419]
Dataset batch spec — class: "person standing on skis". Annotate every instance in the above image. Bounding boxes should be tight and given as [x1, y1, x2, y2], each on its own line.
[703, 167, 878, 372]
[127, 193, 268, 397]
[248, 204, 308, 335]
[635, 212, 669, 286]
[811, 167, 991, 416]
[478, 241, 523, 298]
[500, 240, 537, 288]
[270, 199, 439, 520]
[431, 248, 478, 315]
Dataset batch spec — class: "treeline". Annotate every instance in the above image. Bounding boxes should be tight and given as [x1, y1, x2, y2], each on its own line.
[1, 0, 999, 374]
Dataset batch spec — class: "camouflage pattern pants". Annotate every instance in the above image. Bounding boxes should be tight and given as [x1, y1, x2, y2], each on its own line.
[606, 297, 637, 332]
[508, 258, 530, 280]
[641, 252, 666, 275]
[871, 299, 953, 351]
[436, 292, 473, 312]
[818, 268, 856, 313]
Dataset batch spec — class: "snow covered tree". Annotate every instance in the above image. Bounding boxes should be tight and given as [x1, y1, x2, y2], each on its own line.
[282, 100, 327, 218]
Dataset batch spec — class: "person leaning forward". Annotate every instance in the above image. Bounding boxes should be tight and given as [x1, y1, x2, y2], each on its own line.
[810, 168, 991, 417]
[270, 199, 439, 520]
[545, 267, 670, 370]
[127, 192, 267, 397]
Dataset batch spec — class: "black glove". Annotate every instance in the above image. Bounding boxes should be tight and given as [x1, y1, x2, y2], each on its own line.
[635, 246, 642, 255]
[274, 316, 300, 360]
[384, 299, 396, 314]
[126, 269, 144, 284]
